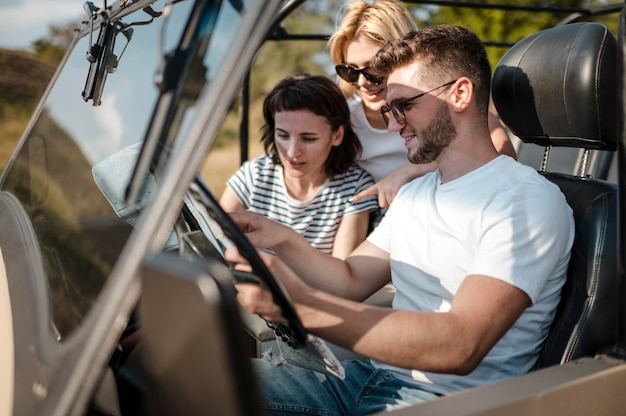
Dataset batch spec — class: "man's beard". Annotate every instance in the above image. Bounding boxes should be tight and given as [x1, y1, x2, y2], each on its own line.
[407, 103, 457, 165]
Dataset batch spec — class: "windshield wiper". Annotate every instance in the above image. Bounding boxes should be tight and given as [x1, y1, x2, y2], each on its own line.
[81, 12, 114, 104]
[124, 0, 222, 206]
[81, 2, 135, 106]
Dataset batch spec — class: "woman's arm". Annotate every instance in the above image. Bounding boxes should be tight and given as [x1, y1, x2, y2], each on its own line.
[219, 185, 246, 212]
[352, 162, 437, 209]
[488, 111, 517, 160]
[228, 211, 391, 300]
[331, 210, 372, 259]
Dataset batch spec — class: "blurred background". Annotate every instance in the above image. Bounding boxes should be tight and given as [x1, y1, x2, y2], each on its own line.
[0, 0, 81, 169]
[0, 0, 620, 196]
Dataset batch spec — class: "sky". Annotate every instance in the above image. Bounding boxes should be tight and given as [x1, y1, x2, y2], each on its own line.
[0, 0, 84, 50]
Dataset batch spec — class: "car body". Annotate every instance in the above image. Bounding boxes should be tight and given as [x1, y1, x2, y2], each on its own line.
[1, 0, 626, 415]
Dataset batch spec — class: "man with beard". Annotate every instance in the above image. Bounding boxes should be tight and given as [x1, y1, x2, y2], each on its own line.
[228, 25, 575, 415]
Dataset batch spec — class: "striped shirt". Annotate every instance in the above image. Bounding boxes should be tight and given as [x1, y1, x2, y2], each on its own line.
[227, 155, 378, 254]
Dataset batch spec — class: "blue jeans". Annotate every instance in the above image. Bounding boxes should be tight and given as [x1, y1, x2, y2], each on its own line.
[252, 358, 440, 415]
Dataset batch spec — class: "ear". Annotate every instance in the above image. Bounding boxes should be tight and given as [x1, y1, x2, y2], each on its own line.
[449, 77, 473, 113]
[331, 125, 345, 146]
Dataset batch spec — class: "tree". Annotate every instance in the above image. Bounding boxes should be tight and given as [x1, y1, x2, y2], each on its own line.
[32, 22, 77, 65]
[406, 0, 619, 70]
[218, 1, 336, 147]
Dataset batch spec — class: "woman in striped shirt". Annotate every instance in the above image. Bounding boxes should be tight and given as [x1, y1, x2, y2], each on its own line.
[220, 74, 378, 259]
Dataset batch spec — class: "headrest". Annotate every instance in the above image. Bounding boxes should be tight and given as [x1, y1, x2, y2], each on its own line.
[492, 22, 618, 150]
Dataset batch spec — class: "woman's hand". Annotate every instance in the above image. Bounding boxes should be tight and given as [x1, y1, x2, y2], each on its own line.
[352, 162, 436, 208]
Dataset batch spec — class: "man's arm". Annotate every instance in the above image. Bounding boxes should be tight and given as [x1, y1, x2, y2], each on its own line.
[229, 211, 391, 301]
[236, 252, 530, 375]
[301, 274, 530, 374]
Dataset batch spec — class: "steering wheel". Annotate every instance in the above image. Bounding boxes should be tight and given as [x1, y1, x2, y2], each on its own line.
[188, 179, 308, 348]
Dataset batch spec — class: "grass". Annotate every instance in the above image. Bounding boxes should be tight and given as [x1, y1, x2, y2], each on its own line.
[0, 117, 28, 171]
[200, 138, 265, 199]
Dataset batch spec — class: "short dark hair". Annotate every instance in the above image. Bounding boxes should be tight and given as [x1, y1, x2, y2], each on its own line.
[369, 25, 491, 116]
[261, 74, 362, 177]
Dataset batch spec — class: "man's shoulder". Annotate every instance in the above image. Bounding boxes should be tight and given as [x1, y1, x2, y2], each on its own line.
[394, 169, 439, 200]
[492, 156, 556, 189]
[506, 158, 563, 192]
[494, 157, 573, 218]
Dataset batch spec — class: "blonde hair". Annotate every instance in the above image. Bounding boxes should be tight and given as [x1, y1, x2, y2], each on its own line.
[328, 0, 417, 97]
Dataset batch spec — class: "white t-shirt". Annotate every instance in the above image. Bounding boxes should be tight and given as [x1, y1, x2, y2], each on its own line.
[349, 97, 408, 182]
[227, 155, 378, 254]
[367, 155, 575, 395]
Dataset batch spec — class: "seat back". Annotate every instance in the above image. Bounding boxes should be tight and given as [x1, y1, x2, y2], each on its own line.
[492, 22, 621, 369]
[139, 252, 263, 415]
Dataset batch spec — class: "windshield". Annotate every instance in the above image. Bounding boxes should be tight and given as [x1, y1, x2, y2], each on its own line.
[0, 0, 254, 339]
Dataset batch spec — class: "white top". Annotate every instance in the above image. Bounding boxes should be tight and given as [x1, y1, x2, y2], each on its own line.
[367, 155, 575, 395]
[227, 155, 378, 254]
[349, 97, 408, 182]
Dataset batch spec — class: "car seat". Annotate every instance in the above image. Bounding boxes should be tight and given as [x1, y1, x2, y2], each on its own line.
[492, 21, 623, 369]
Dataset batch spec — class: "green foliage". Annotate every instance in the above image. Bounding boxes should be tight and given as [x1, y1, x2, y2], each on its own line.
[251, 3, 331, 97]
[215, 0, 624, 159]
[32, 22, 77, 65]
[223, 1, 335, 147]
[409, 0, 620, 70]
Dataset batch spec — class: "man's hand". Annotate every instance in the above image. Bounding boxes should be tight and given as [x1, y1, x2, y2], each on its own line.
[226, 246, 311, 323]
[226, 245, 286, 322]
[234, 281, 287, 323]
[228, 211, 292, 249]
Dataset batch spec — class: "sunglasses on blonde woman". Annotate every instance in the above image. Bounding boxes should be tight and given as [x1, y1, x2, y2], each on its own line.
[335, 64, 384, 85]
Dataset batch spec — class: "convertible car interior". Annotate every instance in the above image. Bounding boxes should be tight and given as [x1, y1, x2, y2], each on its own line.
[136, 17, 626, 416]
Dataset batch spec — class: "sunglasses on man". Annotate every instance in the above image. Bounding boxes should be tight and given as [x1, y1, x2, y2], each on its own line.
[380, 80, 457, 126]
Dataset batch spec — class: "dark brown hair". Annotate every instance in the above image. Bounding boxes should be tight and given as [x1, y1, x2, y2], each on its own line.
[261, 73, 362, 177]
[369, 25, 492, 116]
